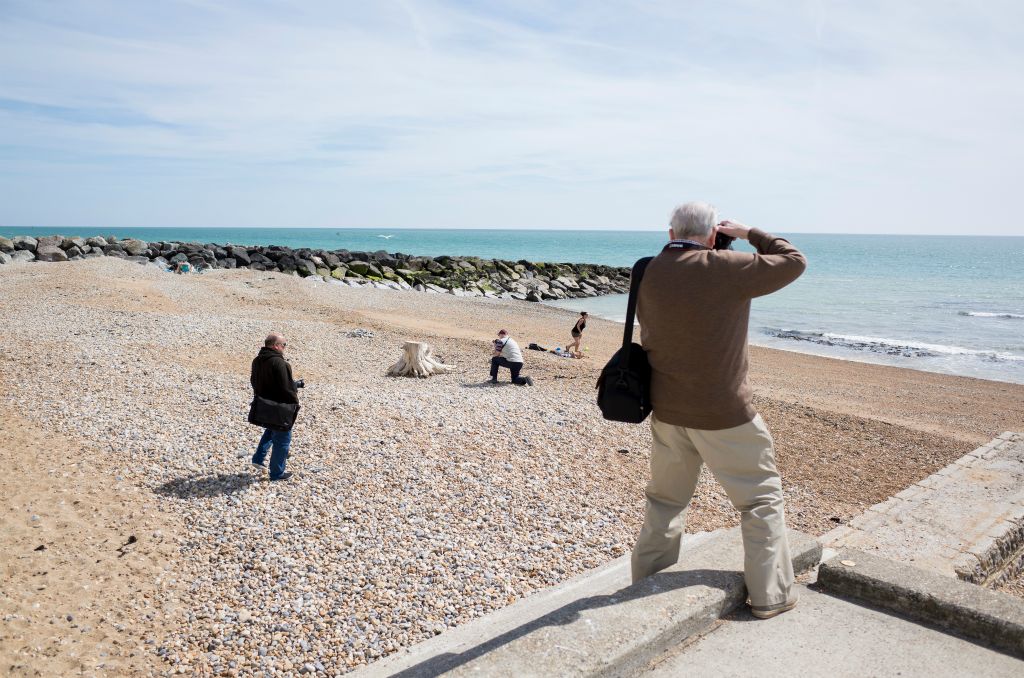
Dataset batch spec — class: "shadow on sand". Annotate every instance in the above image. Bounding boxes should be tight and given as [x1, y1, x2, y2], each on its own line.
[155, 471, 260, 499]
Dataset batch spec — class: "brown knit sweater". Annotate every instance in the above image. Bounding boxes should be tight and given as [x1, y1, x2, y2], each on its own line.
[637, 229, 806, 430]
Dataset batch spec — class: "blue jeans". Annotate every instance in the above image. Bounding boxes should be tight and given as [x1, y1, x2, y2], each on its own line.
[253, 428, 292, 479]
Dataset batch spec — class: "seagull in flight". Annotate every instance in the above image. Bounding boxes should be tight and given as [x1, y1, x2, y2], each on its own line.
[378, 234, 394, 239]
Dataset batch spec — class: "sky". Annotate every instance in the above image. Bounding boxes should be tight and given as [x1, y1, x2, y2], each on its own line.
[1, 1, 1022, 234]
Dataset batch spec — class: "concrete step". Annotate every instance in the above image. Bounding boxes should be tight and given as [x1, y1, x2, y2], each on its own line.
[818, 547, 1024, 659]
[645, 583, 1024, 677]
[355, 528, 820, 677]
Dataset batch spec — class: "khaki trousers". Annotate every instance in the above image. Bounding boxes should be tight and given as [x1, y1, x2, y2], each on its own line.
[631, 413, 794, 609]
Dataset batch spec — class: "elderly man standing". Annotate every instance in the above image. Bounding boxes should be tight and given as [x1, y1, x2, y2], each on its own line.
[250, 332, 301, 481]
[631, 201, 807, 619]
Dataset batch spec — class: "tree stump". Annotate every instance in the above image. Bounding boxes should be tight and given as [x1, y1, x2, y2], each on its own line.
[387, 341, 454, 378]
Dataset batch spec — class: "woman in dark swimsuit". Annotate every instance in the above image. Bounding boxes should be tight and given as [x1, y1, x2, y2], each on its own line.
[568, 311, 587, 357]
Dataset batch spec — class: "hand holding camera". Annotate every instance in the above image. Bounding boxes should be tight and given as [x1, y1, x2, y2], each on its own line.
[294, 379, 305, 389]
[716, 220, 752, 240]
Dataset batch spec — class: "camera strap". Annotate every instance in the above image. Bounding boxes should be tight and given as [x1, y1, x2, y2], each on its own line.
[663, 240, 709, 251]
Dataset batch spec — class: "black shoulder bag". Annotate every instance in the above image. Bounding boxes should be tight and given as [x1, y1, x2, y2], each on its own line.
[248, 396, 300, 432]
[595, 256, 654, 423]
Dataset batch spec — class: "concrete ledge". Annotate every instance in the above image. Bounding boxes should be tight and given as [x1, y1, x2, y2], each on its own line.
[356, 528, 820, 677]
[821, 433, 1024, 585]
[818, 548, 1024, 659]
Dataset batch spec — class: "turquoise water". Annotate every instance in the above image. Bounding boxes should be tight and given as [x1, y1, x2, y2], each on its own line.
[4, 226, 1023, 384]
[548, 234, 1024, 384]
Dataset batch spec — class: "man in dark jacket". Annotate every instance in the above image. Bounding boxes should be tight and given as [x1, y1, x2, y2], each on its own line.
[250, 332, 300, 481]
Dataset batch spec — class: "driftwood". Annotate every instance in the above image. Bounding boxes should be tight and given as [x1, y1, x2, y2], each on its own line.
[387, 341, 454, 378]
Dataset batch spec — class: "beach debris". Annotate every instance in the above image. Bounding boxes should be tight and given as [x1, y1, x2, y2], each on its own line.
[840, 559, 857, 567]
[345, 328, 375, 339]
[34, 544, 46, 551]
[387, 341, 454, 378]
[117, 534, 138, 558]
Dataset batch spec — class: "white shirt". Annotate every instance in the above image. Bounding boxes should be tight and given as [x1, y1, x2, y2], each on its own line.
[498, 337, 524, 363]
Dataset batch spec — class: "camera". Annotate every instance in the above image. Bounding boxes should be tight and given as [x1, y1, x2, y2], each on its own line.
[714, 232, 735, 250]
[294, 379, 305, 389]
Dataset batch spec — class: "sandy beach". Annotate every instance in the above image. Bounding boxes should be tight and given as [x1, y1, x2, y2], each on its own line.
[2, 257, 1023, 676]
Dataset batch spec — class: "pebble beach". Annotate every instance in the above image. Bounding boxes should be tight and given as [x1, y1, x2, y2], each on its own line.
[3, 257, 1024, 676]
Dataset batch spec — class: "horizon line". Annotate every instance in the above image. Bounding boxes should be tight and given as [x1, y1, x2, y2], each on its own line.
[1, 224, 1021, 238]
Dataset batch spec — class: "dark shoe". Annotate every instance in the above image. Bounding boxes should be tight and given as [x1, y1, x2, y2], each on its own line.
[489, 379, 499, 384]
[524, 376, 534, 386]
[269, 472, 293, 482]
[750, 595, 798, 619]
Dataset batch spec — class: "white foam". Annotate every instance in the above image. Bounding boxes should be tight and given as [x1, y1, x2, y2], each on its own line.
[959, 311, 1024, 319]
[764, 328, 1024, 363]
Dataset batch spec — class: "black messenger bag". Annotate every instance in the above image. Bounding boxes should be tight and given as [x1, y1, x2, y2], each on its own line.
[596, 256, 653, 423]
[248, 396, 300, 432]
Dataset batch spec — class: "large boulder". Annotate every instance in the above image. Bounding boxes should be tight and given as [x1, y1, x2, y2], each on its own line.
[264, 247, 293, 262]
[295, 259, 317, 277]
[10, 250, 35, 262]
[12, 236, 37, 251]
[0, 251, 11, 265]
[61, 237, 86, 250]
[0, 236, 14, 252]
[86, 236, 108, 248]
[348, 260, 371, 275]
[36, 235, 64, 249]
[103, 245, 127, 257]
[228, 246, 251, 266]
[330, 266, 348, 280]
[249, 251, 272, 265]
[35, 245, 69, 262]
[121, 239, 149, 256]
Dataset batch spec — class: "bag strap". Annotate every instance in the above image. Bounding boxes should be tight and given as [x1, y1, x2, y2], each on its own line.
[620, 256, 653, 369]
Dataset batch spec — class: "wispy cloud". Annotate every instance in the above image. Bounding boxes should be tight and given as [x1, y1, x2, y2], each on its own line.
[1, 0, 1022, 232]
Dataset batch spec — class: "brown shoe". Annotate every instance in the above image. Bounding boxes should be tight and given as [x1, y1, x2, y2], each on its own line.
[750, 596, 798, 619]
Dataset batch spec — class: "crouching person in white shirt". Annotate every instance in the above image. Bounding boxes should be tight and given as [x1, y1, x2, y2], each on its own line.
[490, 329, 534, 386]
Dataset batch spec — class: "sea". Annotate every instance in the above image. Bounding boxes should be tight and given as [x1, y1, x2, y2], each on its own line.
[4, 226, 1024, 385]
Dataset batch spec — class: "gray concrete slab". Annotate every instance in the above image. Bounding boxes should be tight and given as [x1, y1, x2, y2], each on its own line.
[821, 432, 1024, 584]
[818, 548, 1024, 658]
[645, 584, 1024, 678]
[355, 528, 820, 677]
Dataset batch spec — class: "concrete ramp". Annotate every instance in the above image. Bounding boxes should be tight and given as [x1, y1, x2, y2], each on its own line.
[355, 528, 820, 677]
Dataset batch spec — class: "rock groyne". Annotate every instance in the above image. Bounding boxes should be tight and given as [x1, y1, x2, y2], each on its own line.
[0, 234, 631, 301]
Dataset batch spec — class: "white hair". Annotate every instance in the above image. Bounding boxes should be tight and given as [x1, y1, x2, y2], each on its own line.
[669, 201, 718, 239]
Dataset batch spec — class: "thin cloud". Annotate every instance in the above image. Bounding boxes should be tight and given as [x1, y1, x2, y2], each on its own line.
[0, 0, 1021, 232]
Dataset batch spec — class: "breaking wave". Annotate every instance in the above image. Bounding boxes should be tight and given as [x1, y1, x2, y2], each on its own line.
[760, 328, 1024, 363]
[959, 311, 1024, 319]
